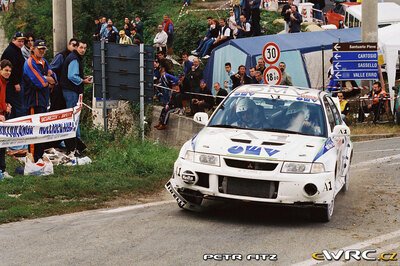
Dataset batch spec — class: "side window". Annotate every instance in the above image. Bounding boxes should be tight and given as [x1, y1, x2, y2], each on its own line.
[327, 97, 342, 126]
[323, 97, 335, 132]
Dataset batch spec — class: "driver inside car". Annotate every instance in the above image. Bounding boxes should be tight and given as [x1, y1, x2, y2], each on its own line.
[232, 98, 269, 129]
[285, 101, 321, 135]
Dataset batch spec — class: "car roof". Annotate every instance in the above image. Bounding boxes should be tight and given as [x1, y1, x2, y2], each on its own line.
[233, 84, 325, 99]
[346, 2, 400, 23]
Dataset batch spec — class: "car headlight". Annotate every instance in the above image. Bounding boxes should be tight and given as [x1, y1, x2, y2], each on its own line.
[184, 151, 220, 166]
[281, 162, 325, 173]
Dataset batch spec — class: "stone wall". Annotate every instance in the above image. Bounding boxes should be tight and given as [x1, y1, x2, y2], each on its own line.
[149, 106, 204, 148]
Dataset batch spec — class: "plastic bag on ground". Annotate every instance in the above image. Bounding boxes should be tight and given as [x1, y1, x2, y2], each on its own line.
[24, 153, 54, 176]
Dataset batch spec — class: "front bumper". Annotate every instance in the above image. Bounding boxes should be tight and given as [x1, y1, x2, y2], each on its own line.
[166, 157, 335, 207]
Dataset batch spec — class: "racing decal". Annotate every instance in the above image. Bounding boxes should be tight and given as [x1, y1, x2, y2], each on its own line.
[227, 145, 280, 157]
[323, 181, 333, 192]
[296, 96, 320, 104]
[313, 138, 335, 162]
[233, 92, 256, 97]
[165, 181, 187, 208]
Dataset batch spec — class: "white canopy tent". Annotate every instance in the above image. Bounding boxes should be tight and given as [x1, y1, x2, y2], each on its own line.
[378, 23, 400, 110]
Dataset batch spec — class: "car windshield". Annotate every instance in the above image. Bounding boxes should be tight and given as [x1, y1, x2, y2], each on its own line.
[208, 95, 327, 137]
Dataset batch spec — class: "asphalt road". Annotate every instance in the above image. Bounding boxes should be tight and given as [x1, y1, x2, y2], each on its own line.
[0, 137, 400, 266]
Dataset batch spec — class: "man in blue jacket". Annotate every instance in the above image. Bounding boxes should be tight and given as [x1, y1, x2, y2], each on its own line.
[23, 40, 56, 162]
[60, 40, 92, 154]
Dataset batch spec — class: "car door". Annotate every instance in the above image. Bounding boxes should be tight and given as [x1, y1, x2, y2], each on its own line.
[325, 96, 351, 181]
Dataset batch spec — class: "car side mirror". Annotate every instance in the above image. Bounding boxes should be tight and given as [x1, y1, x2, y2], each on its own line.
[193, 112, 209, 125]
[332, 125, 350, 136]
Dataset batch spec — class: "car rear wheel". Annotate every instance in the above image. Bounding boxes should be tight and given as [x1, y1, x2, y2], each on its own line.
[311, 200, 334, 223]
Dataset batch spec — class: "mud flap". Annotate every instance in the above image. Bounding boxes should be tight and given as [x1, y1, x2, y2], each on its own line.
[165, 181, 187, 209]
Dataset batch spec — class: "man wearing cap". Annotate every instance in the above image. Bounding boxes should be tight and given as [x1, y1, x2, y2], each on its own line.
[23, 40, 57, 162]
[119, 30, 132, 45]
[60, 40, 92, 154]
[1, 32, 26, 119]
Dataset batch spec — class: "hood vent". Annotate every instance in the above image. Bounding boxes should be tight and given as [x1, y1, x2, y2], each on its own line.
[230, 138, 252, 144]
[261, 141, 285, 146]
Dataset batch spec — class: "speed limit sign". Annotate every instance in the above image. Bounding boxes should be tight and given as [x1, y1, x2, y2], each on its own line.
[262, 42, 281, 65]
[263, 65, 282, 85]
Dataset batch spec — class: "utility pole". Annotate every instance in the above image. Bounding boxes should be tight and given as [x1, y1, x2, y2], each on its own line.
[66, 0, 73, 41]
[52, 0, 67, 56]
[361, 0, 378, 88]
[361, 0, 378, 42]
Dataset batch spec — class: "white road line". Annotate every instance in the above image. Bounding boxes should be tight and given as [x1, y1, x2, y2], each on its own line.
[99, 200, 175, 214]
[292, 229, 400, 266]
[354, 148, 400, 154]
[351, 154, 400, 168]
[327, 242, 400, 266]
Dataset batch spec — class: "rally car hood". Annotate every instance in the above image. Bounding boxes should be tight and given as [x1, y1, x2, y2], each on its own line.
[190, 127, 327, 162]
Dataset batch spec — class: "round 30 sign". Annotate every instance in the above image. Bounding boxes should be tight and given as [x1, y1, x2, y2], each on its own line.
[262, 42, 281, 65]
[263, 65, 282, 85]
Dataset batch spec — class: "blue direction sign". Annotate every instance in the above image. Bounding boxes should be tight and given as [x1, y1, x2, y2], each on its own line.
[332, 42, 378, 81]
[333, 61, 378, 71]
[332, 52, 377, 61]
[334, 71, 379, 80]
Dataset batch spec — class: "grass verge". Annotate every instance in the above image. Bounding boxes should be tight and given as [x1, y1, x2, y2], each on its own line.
[350, 124, 400, 142]
[0, 128, 178, 224]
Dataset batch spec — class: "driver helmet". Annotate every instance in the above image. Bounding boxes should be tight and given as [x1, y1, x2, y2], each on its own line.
[236, 98, 257, 118]
[286, 101, 310, 120]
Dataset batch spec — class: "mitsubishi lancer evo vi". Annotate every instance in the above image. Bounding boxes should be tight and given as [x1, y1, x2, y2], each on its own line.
[165, 85, 353, 222]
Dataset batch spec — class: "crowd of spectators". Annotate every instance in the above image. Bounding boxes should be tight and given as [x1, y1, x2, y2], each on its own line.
[0, 31, 92, 177]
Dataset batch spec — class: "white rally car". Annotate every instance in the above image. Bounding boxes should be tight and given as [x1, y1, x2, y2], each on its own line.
[165, 85, 353, 222]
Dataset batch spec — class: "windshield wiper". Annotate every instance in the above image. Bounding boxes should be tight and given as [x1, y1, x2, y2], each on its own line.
[263, 128, 307, 135]
[208, 124, 242, 129]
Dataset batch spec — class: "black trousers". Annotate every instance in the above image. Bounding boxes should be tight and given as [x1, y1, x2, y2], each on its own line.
[28, 106, 47, 162]
[0, 148, 5, 172]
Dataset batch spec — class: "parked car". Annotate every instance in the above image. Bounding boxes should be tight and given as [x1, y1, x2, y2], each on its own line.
[166, 85, 353, 222]
[325, 1, 360, 29]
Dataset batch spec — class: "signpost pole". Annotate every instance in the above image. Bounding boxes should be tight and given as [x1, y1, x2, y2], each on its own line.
[321, 45, 325, 91]
[139, 43, 145, 141]
[100, 40, 107, 132]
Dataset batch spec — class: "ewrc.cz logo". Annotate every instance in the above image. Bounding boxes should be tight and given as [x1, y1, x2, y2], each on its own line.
[312, 249, 398, 261]
[203, 254, 278, 261]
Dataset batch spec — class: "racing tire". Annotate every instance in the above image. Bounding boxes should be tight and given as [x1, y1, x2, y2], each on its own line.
[311, 200, 334, 223]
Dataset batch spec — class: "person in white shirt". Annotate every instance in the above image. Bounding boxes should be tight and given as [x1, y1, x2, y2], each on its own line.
[153, 24, 168, 54]
[228, 10, 238, 37]
[236, 15, 251, 38]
